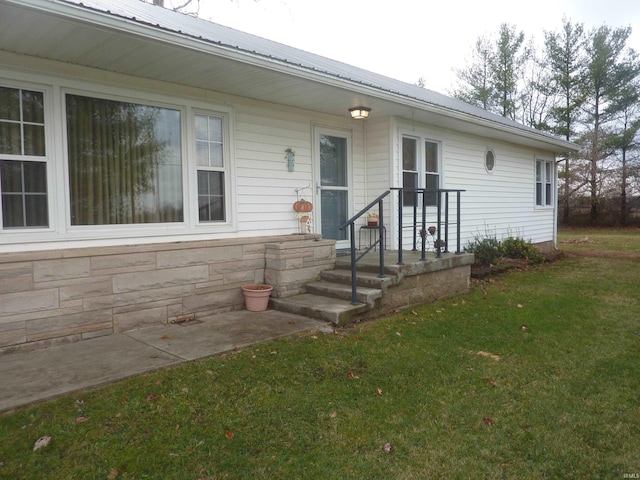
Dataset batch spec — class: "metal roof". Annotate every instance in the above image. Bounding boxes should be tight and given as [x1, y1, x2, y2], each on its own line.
[0, 0, 578, 152]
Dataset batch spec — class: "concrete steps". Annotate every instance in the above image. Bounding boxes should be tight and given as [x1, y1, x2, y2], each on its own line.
[270, 251, 474, 326]
[321, 268, 399, 293]
[270, 263, 401, 325]
[270, 294, 369, 325]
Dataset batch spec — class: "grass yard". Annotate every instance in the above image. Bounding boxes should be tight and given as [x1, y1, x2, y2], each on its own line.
[1, 229, 639, 479]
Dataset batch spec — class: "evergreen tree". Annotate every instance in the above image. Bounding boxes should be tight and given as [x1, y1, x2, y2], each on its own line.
[582, 25, 639, 222]
[491, 23, 528, 120]
[452, 36, 495, 110]
[543, 19, 588, 223]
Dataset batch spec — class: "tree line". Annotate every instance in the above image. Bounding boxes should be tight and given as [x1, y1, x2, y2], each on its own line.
[451, 20, 640, 226]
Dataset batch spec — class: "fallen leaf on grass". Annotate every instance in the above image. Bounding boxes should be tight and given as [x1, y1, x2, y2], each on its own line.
[347, 370, 359, 379]
[520, 324, 528, 331]
[483, 417, 494, 425]
[517, 304, 523, 308]
[383, 442, 394, 453]
[471, 351, 501, 361]
[181, 387, 189, 393]
[330, 411, 338, 418]
[72, 416, 90, 425]
[411, 310, 419, 316]
[33, 436, 51, 451]
[107, 468, 119, 479]
[146, 394, 158, 402]
[224, 429, 234, 440]
[488, 380, 498, 387]
[376, 387, 383, 396]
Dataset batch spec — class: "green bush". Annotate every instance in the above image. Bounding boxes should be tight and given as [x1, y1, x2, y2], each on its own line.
[501, 236, 544, 263]
[464, 233, 503, 265]
[465, 233, 544, 265]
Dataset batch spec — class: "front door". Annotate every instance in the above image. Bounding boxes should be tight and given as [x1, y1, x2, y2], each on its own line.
[316, 129, 351, 249]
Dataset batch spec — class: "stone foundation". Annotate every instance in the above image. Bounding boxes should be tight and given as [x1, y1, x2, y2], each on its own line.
[0, 234, 334, 354]
[377, 265, 471, 314]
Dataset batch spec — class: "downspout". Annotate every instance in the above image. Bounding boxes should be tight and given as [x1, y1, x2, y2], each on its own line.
[553, 158, 559, 250]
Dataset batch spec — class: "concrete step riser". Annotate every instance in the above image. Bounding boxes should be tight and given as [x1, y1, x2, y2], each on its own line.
[306, 283, 381, 306]
[270, 298, 368, 325]
[321, 271, 398, 290]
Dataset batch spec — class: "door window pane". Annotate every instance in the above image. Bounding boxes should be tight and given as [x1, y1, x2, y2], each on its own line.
[320, 135, 347, 187]
[66, 94, 183, 225]
[321, 190, 347, 241]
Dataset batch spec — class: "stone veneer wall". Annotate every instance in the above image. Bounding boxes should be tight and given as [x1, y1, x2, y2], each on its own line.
[0, 234, 335, 354]
[376, 265, 471, 315]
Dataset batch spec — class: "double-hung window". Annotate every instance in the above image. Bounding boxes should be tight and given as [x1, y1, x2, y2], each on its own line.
[195, 114, 226, 222]
[402, 135, 440, 207]
[535, 159, 553, 207]
[0, 86, 49, 229]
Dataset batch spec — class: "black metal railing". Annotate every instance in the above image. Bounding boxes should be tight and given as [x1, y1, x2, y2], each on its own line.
[391, 188, 465, 265]
[339, 191, 390, 305]
[338, 188, 465, 305]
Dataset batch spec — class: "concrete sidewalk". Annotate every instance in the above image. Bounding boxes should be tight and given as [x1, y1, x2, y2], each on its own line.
[0, 310, 326, 413]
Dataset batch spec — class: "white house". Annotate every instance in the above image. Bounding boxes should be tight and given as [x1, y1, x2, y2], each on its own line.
[0, 0, 578, 352]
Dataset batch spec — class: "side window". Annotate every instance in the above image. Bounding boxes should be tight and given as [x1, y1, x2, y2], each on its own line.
[0, 86, 49, 228]
[195, 114, 226, 222]
[401, 135, 440, 207]
[425, 140, 439, 206]
[402, 137, 418, 206]
[535, 159, 553, 207]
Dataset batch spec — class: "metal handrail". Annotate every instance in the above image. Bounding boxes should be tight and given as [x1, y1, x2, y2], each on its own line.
[391, 188, 465, 265]
[339, 190, 390, 305]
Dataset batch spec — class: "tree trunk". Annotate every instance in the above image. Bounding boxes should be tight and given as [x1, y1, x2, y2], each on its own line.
[621, 148, 628, 226]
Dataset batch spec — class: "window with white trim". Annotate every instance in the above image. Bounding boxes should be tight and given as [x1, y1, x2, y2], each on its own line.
[195, 113, 226, 222]
[536, 159, 553, 206]
[0, 86, 49, 228]
[1, 78, 236, 243]
[65, 94, 183, 225]
[402, 135, 440, 206]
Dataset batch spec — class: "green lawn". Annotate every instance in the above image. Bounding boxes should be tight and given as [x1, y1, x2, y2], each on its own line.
[1, 229, 639, 479]
[559, 226, 640, 254]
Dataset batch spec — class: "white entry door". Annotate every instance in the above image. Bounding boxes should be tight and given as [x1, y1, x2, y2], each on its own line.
[315, 129, 352, 249]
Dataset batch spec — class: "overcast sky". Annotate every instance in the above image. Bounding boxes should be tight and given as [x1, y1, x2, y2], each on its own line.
[194, 0, 640, 95]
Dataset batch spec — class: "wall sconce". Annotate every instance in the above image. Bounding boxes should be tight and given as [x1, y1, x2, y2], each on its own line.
[349, 106, 371, 119]
[285, 148, 295, 172]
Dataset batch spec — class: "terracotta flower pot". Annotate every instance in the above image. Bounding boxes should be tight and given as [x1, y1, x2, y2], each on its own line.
[241, 284, 273, 312]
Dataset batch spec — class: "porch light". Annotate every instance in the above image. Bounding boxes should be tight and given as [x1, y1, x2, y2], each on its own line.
[349, 106, 371, 119]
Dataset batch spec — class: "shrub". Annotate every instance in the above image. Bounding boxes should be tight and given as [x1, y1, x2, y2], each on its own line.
[465, 233, 544, 266]
[465, 233, 503, 265]
[501, 236, 544, 263]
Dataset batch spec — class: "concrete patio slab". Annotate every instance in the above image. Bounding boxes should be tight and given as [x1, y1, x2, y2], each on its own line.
[0, 310, 327, 413]
[0, 335, 181, 413]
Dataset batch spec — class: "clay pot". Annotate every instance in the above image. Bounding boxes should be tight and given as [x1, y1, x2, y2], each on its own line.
[241, 284, 273, 312]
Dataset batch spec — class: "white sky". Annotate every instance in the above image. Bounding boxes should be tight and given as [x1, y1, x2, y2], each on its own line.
[192, 0, 640, 95]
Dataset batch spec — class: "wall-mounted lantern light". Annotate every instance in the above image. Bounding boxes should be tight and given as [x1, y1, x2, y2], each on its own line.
[285, 148, 295, 172]
[349, 106, 371, 119]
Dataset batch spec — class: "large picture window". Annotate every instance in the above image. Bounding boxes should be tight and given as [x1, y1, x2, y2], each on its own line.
[0, 86, 48, 228]
[402, 135, 440, 207]
[65, 94, 183, 225]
